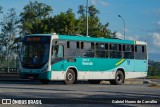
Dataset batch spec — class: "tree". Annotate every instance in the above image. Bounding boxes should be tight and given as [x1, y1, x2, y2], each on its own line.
[148, 60, 160, 77]
[77, 5, 113, 38]
[0, 6, 2, 14]
[20, 1, 53, 34]
[77, 5, 85, 16]
[53, 8, 77, 35]
[88, 5, 100, 17]
[0, 6, 3, 59]
[0, 8, 19, 67]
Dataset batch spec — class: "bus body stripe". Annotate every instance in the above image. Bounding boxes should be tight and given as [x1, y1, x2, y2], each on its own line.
[116, 59, 125, 66]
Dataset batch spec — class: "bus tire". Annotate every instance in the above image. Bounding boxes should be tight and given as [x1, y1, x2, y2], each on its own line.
[114, 70, 124, 85]
[88, 80, 101, 84]
[64, 69, 76, 85]
[109, 70, 124, 85]
[40, 79, 50, 84]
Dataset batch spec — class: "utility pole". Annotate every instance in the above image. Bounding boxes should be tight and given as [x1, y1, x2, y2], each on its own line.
[118, 15, 125, 40]
[86, 0, 89, 36]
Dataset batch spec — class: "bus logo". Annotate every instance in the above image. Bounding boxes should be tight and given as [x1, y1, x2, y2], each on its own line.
[2, 99, 11, 104]
[127, 60, 130, 65]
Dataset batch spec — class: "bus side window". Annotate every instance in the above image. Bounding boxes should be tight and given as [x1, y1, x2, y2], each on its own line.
[52, 46, 58, 58]
[67, 41, 70, 48]
[91, 42, 94, 49]
[110, 44, 121, 58]
[57, 45, 64, 57]
[123, 45, 134, 59]
[52, 45, 64, 58]
[51, 46, 54, 56]
[77, 42, 80, 49]
[142, 46, 145, 53]
[135, 45, 147, 60]
[119, 44, 121, 51]
[105, 43, 109, 58]
[81, 42, 84, 49]
[135, 46, 137, 52]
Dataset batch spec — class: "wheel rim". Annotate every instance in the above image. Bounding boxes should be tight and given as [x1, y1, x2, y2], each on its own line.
[67, 72, 73, 81]
[117, 74, 122, 82]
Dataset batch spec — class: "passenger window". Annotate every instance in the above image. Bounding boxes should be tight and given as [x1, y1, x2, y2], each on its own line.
[110, 44, 118, 51]
[137, 46, 142, 53]
[84, 42, 91, 49]
[81, 42, 84, 49]
[142, 46, 145, 53]
[70, 41, 76, 49]
[95, 43, 106, 58]
[91, 42, 94, 49]
[119, 44, 121, 51]
[105, 44, 108, 50]
[52, 45, 64, 58]
[67, 41, 70, 48]
[77, 42, 80, 49]
[134, 45, 147, 59]
[123, 45, 134, 59]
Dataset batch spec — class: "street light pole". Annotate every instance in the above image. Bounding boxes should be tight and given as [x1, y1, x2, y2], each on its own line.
[118, 15, 125, 40]
[86, 0, 89, 36]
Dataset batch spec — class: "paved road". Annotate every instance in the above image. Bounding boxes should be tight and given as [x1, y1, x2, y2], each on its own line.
[0, 81, 159, 107]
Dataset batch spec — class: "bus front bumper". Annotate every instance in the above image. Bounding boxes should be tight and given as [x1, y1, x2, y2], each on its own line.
[19, 71, 51, 80]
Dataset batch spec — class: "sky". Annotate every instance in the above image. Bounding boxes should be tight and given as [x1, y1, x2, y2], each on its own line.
[0, 0, 160, 61]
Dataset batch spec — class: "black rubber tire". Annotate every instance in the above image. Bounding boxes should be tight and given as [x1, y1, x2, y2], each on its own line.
[88, 80, 101, 84]
[110, 70, 124, 85]
[115, 70, 124, 85]
[40, 79, 50, 84]
[64, 69, 76, 85]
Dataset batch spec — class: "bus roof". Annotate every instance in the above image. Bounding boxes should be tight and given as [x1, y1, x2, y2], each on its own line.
[27, 34, 146, 45]
[27, 34, 52, 36]
[59, 35, 134, 44]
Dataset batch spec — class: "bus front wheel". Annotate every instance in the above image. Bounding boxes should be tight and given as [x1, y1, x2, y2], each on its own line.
[110, 70, 124, 85]
[64, 69, 76, 85]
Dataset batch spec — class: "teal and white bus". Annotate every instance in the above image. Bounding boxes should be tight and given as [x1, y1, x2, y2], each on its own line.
[19, 33, 148, 85]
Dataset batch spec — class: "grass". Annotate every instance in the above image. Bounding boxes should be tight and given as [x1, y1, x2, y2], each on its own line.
[147, 76, 160, 79]
[148, 83, 160, 88]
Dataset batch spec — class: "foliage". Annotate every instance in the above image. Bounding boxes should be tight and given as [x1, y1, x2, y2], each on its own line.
[20, 1, 53, 34]
[0, 6, 2, 14]
[77, 5, 113, 37]
[53, 8, 77, 35]
[20, 2, 114, 37]
[0, 8, 19, 67]
[148, 60, 160, 77]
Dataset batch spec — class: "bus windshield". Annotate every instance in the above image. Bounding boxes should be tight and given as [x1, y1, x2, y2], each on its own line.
[21, 36, 50, 68]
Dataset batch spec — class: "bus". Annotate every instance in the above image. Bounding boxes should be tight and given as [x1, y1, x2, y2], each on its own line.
[19, 33, 148, 85]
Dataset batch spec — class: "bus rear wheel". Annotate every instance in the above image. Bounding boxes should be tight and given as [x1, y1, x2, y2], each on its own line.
[110, 70, 124, 85]
[64, 69, 76, 85]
